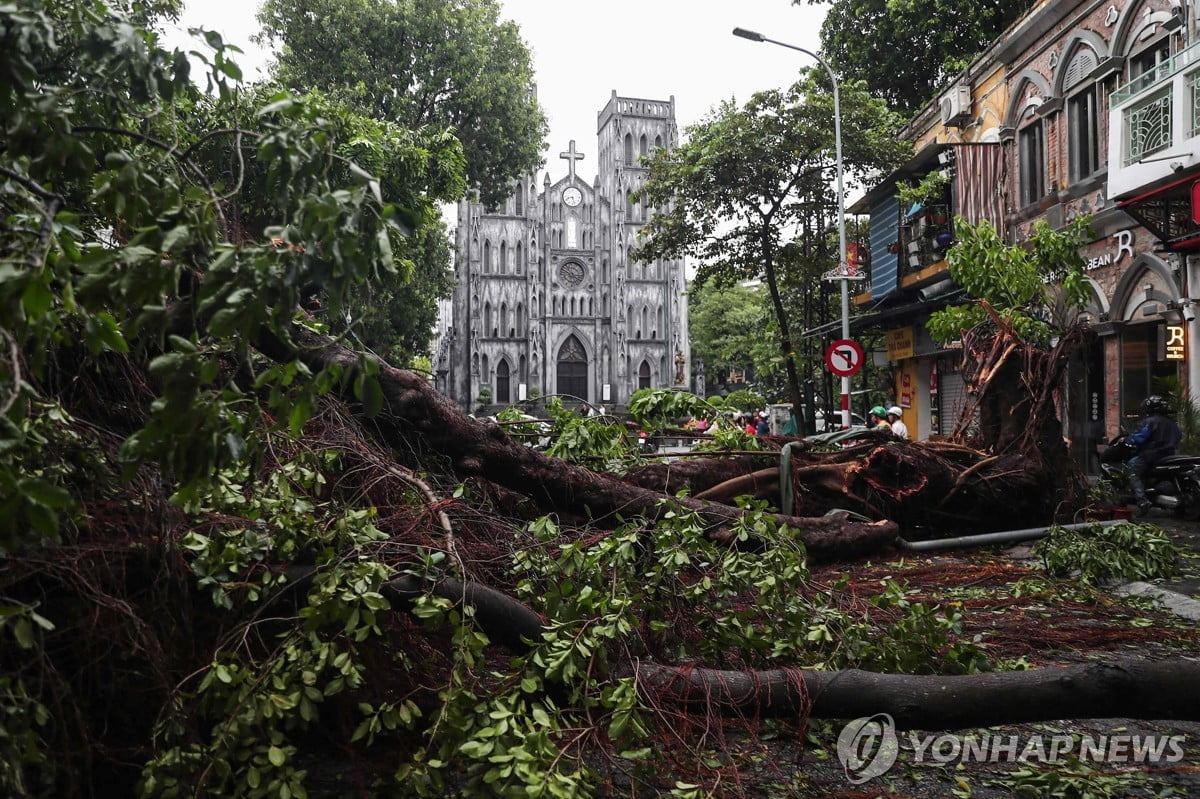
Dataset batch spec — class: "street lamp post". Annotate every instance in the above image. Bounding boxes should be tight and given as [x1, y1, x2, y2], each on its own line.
[732, 27, 856, 430]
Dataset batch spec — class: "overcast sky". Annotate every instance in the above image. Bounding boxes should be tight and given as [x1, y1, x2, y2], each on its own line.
[162, 0, 831, 183]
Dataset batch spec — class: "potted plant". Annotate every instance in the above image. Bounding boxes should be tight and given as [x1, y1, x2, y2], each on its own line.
[897, 170, 951, 217]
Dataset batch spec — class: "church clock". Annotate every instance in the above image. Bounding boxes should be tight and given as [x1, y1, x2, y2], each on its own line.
[562, 186, 582, 207]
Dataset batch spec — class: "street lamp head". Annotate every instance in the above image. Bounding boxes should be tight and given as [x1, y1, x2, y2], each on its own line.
[732, 27, 765, 42]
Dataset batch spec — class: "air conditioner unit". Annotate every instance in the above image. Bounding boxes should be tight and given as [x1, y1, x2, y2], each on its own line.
[940, 84, 973, 127]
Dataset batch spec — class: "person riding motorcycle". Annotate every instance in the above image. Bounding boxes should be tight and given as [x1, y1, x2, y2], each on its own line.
[1126, 395, 1183, 516]
[868, 405, 891, 432]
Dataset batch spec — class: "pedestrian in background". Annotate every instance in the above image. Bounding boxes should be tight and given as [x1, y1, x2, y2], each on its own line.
[869, 406, 891, 432]
[887, 406, 909, 440]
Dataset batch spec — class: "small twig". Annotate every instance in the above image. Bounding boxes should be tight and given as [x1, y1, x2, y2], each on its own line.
[0, 329, 21, 417]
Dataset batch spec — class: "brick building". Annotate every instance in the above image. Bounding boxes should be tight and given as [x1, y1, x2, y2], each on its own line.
[845, 0, 1200, 468]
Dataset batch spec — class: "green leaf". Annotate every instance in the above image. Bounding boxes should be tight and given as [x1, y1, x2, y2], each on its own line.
[18, 477, 74, 509]
[268, 745, 286, 766]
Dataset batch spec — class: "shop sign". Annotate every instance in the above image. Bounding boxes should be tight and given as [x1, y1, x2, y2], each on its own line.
[1082, 229, 1134, 271]
[1164, 324, 1186, 361]
[885, 326, 914, 360]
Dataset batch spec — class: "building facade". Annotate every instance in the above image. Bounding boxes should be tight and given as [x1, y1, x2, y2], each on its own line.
[434, 92, 691, 411]
[845, 0, 1200, 468]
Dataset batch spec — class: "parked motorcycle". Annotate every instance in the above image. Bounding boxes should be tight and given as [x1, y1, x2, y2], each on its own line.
[1099, 436, 1200, 520]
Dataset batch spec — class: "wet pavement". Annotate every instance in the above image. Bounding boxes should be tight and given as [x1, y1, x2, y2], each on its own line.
[1135, 509, 1200, 604]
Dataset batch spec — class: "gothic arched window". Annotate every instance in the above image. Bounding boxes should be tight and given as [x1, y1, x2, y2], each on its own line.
[483, 240, 491, 273]
[514, 185, 523, 215]
[639, 134, 647, 157]
[638, 361, 651, 390]
[499, 240, 507, 273]
[623, 133, 633, 164]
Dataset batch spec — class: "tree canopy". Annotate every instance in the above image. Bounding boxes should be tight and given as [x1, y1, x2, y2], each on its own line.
[802, 0, 1036, 117]
[635, 71, 908, 412]
[256, 0, 548, 207]
[927, 217, 1093, 346]
[687, 283, 773, 398]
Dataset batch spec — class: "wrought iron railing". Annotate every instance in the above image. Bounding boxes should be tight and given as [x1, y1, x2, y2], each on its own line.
[1111, 41, 1200, 107]
[1123, 89, 1173, 165]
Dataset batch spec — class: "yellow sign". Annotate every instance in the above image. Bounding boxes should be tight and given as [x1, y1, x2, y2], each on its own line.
[1165, 324, 1186, 360]
[885, 326, 915, 360]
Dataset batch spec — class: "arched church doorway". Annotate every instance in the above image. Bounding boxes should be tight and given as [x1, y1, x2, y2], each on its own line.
[496, 360, 511, 404]
[557, 335, 588, 401]
[638, 360, 651, 389]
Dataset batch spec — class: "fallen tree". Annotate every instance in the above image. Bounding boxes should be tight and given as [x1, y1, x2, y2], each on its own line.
[5, 8, 1194, 798]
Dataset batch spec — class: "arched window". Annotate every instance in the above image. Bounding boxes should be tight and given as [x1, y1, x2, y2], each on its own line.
[1064, 47, 1101, 182]
[656, 306, 663, 335]
[557, 335, 588, 401]
[516, 302, 524, 336]
[483, 240, 491, 273]
[500, 302, 509, 337]
[626, 192, 636, 218]
[623, 132, 633, 164]
[484, 302, 493, 337]
[638, 361, 651, 390]
[519, 355, 527, 382]
[500, 241, 507, 274]
[641, 306, 649, 336]
[654, 134, 663, 149]
[514, 184, 523, 215]
[496, 360, 511, 404]
[639, 134, 647, 157]
[515, 242, 523, 272]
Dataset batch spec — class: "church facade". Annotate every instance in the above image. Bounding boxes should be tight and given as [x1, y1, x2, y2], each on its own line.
[434, 92, 691, 412]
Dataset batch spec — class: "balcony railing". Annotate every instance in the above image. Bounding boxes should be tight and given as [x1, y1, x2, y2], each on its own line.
[1124, 89, 1173, 165]
[1190, 68, 1200, 138]
[899, 204, 953, 277]
[1111, 40, 1200, 107]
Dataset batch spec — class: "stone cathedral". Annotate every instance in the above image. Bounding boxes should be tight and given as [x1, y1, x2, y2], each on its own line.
[434, 92, 691, 411]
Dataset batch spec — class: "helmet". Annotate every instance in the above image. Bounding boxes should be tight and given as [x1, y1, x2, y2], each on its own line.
[886, 406, 903, 417]
[870, 405, 887, 418]
[1142, 395, 1170, 416]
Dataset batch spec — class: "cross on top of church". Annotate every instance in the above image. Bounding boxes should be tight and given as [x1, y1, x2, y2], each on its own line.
[559, 139, 585, 182]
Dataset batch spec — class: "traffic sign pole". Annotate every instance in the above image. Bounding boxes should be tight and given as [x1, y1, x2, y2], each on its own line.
[824, 338, 864, 428]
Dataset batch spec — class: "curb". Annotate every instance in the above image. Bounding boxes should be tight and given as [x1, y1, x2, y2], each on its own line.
[1114, 581, 1200, 621]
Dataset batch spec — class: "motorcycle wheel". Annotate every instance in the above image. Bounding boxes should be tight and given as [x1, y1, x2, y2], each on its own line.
[1174, 478, 1200, 521]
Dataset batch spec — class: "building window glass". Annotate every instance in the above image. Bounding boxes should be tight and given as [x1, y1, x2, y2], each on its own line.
[1120, 325, 1177, 427]
[1068, 86, 1100, 181]
[1018, 121, 1045, 206]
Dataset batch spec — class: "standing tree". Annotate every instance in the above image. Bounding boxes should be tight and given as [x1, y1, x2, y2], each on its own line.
[687, 283, 775, 398]
[256, 0, 548, 208]
[634, 72, 908, 416]
[802, 0, 1036, 117]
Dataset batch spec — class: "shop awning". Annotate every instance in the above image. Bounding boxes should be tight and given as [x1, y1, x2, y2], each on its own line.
[1117, 172, 1200, 251]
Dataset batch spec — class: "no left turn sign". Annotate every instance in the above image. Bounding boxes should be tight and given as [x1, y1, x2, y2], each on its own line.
[825, 339, 864, 377]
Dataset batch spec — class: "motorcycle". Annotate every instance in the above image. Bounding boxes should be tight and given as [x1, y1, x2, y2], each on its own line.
[1099, 435, 1200, 520]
